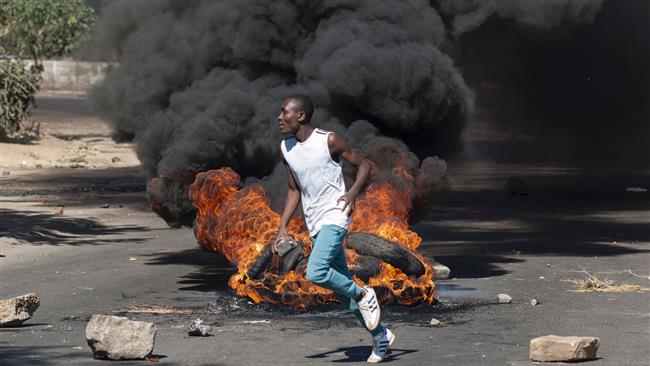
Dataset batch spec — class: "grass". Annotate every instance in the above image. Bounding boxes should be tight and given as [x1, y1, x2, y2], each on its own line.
[563, 270, 650, 293]
[120, 304, 195, 315]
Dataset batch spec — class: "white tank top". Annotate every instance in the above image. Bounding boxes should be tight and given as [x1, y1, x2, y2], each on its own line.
[281, 128, 351, 236]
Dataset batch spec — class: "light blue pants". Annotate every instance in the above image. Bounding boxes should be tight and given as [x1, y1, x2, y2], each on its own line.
[306, 224, 383, 337]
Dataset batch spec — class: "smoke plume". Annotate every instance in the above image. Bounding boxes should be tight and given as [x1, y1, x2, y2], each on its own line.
[447, 0, 648, 167]
[436, 0, 603, 35]
[87, 0, 472, 226]
[86, 0, 633, 227]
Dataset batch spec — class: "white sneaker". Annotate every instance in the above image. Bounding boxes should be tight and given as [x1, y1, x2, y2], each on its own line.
[367, 328, 396, 363]
[358, 286, 381, 331]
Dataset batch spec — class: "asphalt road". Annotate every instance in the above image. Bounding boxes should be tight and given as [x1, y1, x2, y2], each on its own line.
[1, 93, 649, 365]
[1, 163, 648, 366]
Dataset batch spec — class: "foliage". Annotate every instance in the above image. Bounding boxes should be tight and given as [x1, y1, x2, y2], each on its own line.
[0, 0, 94, 137]
[0, 60, 42, 137]
[0, 0, 95, 64]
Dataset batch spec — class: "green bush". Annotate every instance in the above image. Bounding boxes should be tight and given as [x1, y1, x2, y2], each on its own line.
[0, 60, 42, 138]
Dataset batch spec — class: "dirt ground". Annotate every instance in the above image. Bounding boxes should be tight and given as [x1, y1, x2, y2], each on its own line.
[0, 91, 140, 171]
[0, 93, 649, 365]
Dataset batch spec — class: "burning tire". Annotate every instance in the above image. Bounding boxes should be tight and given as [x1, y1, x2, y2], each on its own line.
[350, 254, 381, 282]
[347, 232, 426, 277]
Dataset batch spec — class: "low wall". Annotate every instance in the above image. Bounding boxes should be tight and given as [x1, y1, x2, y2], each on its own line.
[24, 59, 113, 92]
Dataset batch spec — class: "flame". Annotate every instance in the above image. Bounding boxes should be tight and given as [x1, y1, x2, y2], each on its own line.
[190, 167, 435, 309]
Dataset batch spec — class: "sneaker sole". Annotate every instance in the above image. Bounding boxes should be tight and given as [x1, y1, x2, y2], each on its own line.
[366, 329, 396, 363]
[360, 287, 381, 331]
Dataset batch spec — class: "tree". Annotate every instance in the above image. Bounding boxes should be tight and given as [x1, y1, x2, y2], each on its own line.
[0, 0, 95, 64]
[0, 0, 94, 137]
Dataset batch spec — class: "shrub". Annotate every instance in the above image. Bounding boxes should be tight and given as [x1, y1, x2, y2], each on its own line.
[0, 60, 42, 138]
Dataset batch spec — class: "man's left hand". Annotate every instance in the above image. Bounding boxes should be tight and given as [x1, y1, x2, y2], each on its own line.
[337, 190, 357, 216]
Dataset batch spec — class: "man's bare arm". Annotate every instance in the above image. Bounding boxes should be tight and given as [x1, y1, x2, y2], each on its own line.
[275, 156, 301, 248]
[328, 133, 370, 212]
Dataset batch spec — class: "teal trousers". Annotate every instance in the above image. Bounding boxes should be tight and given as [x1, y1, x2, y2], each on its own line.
[306, 224, 383, 337]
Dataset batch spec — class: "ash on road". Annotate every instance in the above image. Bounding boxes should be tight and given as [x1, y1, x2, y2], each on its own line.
[1, 93, 648, 365]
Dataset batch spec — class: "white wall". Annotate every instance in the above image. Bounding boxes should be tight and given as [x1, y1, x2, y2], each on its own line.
[24, 59, 113, 92]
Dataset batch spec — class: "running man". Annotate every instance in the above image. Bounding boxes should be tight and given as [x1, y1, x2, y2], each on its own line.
[275, 94, 395, 363]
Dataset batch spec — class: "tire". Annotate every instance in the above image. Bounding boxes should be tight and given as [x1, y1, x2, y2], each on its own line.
[347, 232, 425, 277]
[281, 243, 305, 274]
[246, 245, 274, 280]
[350, 255, 381, 282]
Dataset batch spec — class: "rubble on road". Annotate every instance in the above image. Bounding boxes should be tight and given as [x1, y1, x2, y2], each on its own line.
[429, 318, 441, 326]
[85, 314, 157, 360]
[530, 335, 600, 362]
[0, 293, 40, 327]
[497, 293, 512, 303]
[188, 318, 212, 337]
[432, 262, 450, 279]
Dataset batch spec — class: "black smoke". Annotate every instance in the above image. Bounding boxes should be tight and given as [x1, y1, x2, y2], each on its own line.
[442, 0, 648, 167]
[86, 0, 473, 226]
[436, 0, 603, 35]
[84, 0, 638, 227]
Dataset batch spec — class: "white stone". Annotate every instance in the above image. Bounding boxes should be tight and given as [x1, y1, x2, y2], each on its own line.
[432, 262, 450, 279]
[0, 293, 40, 327]
[429, 318, 441, 326]
[497, 293, 512, 303]
[188, 318, 212, 336]
[85, 314, 157, 360]
[530, 335, 600, 362]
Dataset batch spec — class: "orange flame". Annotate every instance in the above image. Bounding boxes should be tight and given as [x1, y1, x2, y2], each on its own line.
[190, 167, 435, 309]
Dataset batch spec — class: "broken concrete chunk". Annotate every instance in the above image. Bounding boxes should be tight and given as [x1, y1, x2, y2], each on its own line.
[85, 314, 157, 360]
[429, 318, 441, 326]
[188, 318, 212, 336]
[432, 262, 450, 280]
[530, 335, 600, 362]
[0, 293, 40, 327]
[497, 294, 513, 303]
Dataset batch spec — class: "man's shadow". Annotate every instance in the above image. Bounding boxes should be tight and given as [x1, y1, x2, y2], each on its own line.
[306, 346, 417, 363]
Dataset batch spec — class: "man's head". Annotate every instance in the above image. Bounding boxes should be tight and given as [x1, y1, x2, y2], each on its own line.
[278, 94, 314, 135]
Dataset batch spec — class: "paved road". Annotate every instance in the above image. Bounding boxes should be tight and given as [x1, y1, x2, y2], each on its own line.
[1, 163, 648, 366]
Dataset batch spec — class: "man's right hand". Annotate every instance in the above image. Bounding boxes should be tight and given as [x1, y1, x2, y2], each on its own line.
[273, 228, 290, 254]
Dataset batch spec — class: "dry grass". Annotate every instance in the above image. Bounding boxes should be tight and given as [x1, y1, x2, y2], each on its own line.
[563, 270, 650, 293]
[623, 269, 650, 281]
[121, 304, 194, 315]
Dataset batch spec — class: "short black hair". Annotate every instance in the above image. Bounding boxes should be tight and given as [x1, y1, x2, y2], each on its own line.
[285, 94, 314, 121]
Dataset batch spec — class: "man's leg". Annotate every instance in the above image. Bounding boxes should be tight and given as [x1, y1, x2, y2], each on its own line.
[306, 224, 393, 363]
[332, 255, 385, 339]
[307, 225, 383, 333]
[306, 224, 361, 300]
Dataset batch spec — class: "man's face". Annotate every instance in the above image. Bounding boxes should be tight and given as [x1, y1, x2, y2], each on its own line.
[278, 99, 304, 135]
